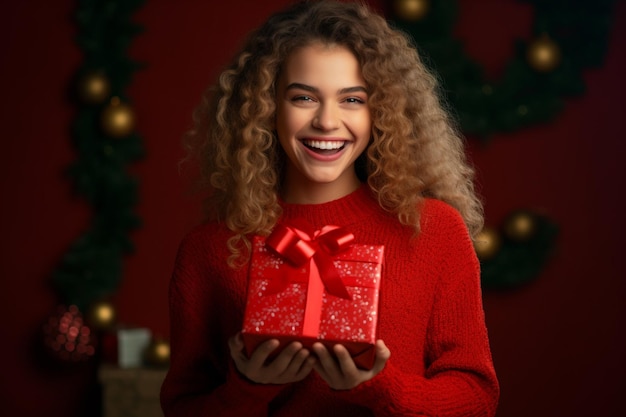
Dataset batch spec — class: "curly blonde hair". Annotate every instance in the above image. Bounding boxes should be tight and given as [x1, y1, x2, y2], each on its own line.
[185, 0, 483, 264]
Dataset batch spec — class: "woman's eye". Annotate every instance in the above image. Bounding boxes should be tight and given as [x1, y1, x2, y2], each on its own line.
[345, 97, 365, 104]
[292, 95, 314, 102]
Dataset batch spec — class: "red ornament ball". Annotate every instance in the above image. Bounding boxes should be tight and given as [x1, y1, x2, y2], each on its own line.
[43, 305, 97, 362]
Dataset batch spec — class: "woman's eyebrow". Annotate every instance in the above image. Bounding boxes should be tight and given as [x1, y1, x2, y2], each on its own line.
[285, 83, 368, 95]
[286, 82, 318, 93]
[339, 86, 368, 94]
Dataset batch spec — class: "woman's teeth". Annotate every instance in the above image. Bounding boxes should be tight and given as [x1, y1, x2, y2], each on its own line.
[303, 140, 346, 150]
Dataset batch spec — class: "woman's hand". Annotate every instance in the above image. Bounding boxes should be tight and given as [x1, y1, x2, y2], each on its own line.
[228, 332, 316, 384]
[312, 340, 390, 390]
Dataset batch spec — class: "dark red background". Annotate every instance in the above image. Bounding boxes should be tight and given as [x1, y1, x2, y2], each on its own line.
[1, 0, 624, 416]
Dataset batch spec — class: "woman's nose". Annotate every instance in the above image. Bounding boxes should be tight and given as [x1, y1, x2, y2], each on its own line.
[312, 104, 340, 131]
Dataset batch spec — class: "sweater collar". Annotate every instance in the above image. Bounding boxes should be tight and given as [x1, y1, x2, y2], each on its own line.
[278, 184, 381, 230]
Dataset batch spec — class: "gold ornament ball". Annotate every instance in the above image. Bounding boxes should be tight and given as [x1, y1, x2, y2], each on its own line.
[86, 300, 117, 330]
[504, 211, 537, 242]
[393, 0, 430, 21]
[474, 227, 501, 261]
[527, 35, 561, 72]
[101, 97, 135, 138]
[144, 338, 171, 368]
[77, 72, 110, 104]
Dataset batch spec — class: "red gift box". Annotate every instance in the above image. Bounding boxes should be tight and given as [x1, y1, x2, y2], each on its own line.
[241, 223, 384, 369]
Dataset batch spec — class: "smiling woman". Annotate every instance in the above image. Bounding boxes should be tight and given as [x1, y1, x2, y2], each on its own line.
[160, 1, 498, 416]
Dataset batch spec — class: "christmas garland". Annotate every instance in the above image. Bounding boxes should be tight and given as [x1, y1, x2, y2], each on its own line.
[391, 0, 616, 139]
[390, 0, 615, 288]
[43, 0, 145, 361]
[473, 211, 559, 290]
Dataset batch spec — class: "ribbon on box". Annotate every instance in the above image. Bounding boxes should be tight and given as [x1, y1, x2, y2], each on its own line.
[265, 222, 355, 338]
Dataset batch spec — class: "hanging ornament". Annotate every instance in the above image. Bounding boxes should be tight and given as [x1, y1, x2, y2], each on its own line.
[474, 226, 501, 261]
[43, 305, 97, 362]
[392, 0, 430, 22]
[526, 34, 562, 72]
[143, 337, 170, 368]
[503, 210, 538, 242]
[76, 71, 111, 104]
[86, 300, 117, 330]
[101, 96, 136, 138]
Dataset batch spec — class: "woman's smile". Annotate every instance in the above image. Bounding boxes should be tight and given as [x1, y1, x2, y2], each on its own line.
[301, 138, 349, 160]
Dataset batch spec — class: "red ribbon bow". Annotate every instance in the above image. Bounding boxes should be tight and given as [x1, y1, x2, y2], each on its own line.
[265, 222, 354, 300]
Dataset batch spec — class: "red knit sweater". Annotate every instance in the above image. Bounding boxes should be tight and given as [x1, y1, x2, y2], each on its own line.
[160, 186, 499, 416]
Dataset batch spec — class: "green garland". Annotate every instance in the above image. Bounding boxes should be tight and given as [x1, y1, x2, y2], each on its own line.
[480, 212, 559, 290]
[52, 0, 145, 311]
[391, 0, 616, 139]
[391, 0, 615, 288]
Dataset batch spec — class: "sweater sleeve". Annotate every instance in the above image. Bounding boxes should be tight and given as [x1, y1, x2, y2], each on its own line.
[338, 201, 499, 416]
[160, 227, 286, 416]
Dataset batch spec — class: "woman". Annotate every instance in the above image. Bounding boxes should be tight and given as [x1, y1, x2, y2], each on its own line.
[160, 1, 499, 416]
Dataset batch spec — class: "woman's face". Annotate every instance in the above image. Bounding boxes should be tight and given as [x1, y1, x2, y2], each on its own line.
[275, 42, 371, 203]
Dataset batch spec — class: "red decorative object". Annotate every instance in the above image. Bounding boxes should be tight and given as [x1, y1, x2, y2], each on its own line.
[242, 223, 384, 369]
[43, 305, 96, 362]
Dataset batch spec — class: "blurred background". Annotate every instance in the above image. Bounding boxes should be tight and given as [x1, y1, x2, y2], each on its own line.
[1, 0, 624, 416]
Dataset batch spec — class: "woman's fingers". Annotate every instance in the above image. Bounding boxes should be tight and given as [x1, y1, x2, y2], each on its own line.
[229, 335, 315, 384]
[228, 332, 248, 365]
[370, 339, 391, 374]
[311, 342, 339, 382]
[249, 339, 280, 368]
[333, 344, 358, 375]
[311, 340, 391, 390]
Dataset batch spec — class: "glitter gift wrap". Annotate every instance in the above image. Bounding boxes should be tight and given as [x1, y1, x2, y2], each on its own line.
[242, 223, 384, 370]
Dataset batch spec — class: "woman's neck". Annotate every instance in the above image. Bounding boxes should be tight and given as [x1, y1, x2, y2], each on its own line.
[281, 175, 362, 204]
